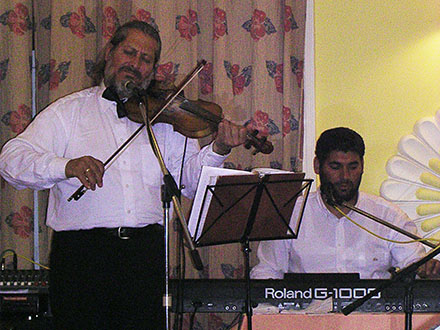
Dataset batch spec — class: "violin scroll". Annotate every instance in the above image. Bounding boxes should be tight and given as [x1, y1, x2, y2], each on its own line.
[244, 130, 274, 155]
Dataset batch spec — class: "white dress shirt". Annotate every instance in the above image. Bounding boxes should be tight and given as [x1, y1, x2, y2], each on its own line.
[0, 85, 226, 231]
[250, 190, 426, 279]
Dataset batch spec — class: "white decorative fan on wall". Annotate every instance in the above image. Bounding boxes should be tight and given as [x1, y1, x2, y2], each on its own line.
[380, 110, 440, 244]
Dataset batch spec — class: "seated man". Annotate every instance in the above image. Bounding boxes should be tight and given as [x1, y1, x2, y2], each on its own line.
[251, 127, 440, 279]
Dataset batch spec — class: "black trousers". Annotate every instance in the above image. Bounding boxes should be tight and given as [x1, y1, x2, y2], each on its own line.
[49, 225, 165, 330]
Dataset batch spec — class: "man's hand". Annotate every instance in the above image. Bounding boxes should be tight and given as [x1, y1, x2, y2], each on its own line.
[417, 259, 440, 279]
[65, 156, 105, 191]
[212, 120, 248, 155]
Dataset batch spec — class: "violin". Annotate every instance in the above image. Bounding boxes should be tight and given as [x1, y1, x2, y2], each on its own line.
[124, 80, 274, 155]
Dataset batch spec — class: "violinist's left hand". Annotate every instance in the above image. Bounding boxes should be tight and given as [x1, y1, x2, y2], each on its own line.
[417, 259, 440, 279]
[213, 119, 248, 155]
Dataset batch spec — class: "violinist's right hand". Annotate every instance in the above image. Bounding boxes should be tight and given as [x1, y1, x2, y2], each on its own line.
[65, 156, 104, 191]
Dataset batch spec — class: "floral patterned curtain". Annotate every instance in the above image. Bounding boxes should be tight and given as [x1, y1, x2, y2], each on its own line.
[0, 0, 306, 328]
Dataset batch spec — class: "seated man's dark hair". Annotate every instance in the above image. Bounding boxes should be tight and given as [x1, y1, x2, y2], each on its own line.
[315, 127, 365, 163]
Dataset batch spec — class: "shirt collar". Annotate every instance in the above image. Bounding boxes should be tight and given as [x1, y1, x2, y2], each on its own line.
[99, 83, 128, 118]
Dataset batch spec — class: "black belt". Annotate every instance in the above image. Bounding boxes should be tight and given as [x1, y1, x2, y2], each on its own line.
[90, 224, 163, 240]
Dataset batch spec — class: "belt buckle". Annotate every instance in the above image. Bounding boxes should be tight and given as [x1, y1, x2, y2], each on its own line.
[117, 227, 130, 240]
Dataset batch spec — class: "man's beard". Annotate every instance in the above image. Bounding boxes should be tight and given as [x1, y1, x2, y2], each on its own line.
[320, 172, 361, 205]
[104, 60, 154, 99]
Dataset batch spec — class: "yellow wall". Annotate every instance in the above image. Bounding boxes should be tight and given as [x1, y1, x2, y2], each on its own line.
[314, 0, 440, 195]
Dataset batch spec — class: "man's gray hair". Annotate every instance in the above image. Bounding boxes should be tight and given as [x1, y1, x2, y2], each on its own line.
[91, 20, 161, 85]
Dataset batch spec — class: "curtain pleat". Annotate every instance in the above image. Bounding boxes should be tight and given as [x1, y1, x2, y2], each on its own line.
[0, 1, 306, 328]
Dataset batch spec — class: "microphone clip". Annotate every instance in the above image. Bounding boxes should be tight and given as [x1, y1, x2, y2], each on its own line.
[321, 183, 339, 207]
[123, 80, 144, 98]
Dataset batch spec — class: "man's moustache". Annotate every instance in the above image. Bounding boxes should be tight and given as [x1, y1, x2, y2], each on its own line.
[118, 66, 142, 80]
[334, 180, 353, 191]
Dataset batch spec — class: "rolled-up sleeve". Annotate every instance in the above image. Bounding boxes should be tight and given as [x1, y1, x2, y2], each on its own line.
[0, 106, 71, 190]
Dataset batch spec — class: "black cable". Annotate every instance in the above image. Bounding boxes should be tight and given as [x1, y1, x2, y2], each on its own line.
[188, 302, 201, 330]
[225, 313, 245, 330]
[173, 137, 188, 330]
[172, 219, 188, 330]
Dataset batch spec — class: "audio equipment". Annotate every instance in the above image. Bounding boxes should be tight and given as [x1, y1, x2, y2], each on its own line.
[0, 269, 50, 317]
[170, 277, 440, 313]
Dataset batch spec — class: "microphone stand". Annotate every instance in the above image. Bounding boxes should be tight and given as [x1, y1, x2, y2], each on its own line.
[333, 199, 440, 330]
[137, 97, 203, 330]
[336, 202, 437, 250]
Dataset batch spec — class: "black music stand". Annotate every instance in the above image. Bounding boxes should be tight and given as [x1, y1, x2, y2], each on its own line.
[187, 166, 313, 330]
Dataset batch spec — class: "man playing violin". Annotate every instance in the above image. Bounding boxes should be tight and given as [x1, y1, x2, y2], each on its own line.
[0, 20, 247, 329]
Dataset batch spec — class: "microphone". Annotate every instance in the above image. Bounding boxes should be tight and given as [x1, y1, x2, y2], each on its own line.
[123, 80, 143, 97]
[320, 183, 341, 206]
